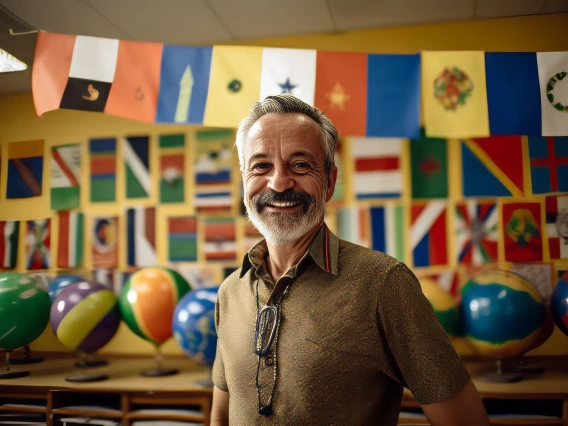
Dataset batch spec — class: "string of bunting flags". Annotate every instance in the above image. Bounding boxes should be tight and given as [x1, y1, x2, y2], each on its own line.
[32, 31, 568, 137]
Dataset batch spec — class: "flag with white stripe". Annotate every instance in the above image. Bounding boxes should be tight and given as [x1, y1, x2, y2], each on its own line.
[0, 221, 19, 269]
[57, 211, 84, 268]
[370, 205, 405, 261]
[124, 136, 151, 199]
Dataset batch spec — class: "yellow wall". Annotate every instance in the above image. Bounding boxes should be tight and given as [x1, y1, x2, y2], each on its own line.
[1, 13, 568, 357]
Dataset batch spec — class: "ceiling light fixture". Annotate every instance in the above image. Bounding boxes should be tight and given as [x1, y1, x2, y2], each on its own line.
[0, 48, 27, 73]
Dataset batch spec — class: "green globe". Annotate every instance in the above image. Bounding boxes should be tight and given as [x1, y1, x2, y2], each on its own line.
[0, 272, 51, 351]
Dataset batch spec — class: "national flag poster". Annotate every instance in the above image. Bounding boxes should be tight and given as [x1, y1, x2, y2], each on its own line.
[485, 52, 541, 135]
[259, 48, 317, 105]
[422, 51, 490, 138]
[0, 221, 19, 269]
[536, 52, 568, 136]
[410, 130, 448, 199]
[350, 137, 402, 199]
[57, 211, 84, 268]
[127, 207, 156, 267]
[203, 46, 263, 128]
[455, 201, 498, 265]
[502, 202, 543, 262]
[159, 134, 185, 203]
[51, 143, 81, 210]
[204, 217, 236, 261]
[92, 217, 119, 268]
[528, 136, 568, 194]
[194, 129, 234, 213]
[337, 207, 370, 248]
[242, 222, 263, 253]
[410, 201, 448, 267]
[7, 140, 44, 199]
[26, 219, 51, 270]
[168, 216, 197, 262]
[461, 136, 524, 197]
[545, 194, 568, 259]
[90, 138, 116, 202]
[370, 205, 405, 261]
[314, 51, 367, 136]
[367, 54, 421, 138]
[156, 45, 212, 124]
[124, 136, 151, 199]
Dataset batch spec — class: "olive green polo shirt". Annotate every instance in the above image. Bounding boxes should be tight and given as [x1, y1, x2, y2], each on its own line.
[213, 223, 470, 425]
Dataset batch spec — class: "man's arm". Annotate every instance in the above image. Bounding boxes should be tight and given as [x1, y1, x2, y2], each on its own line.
[421, 379, 490, 426]
[211, 386, 229, 426]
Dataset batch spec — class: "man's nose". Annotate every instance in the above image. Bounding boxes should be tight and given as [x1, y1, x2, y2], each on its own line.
[267, 166, 294, 193]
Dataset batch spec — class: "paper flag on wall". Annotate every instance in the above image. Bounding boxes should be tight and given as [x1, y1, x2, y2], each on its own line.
[537, 52, 568, 136]
[528, 136, 568, 194]
[51, 143, 81, 210]
[350, 137, 402, 199]
[0, 221, 19, 269]
[90, 138, 116, 202]
[455, 201, 498, 265]
[127, 207, 156, 267]
[92, 217, 118, 268]
[242, 222, 263, 253]
[168, 216, 197, 262]
[370, 205, 405, 262]
[545, 194, 568, 259]
[159, 134, 185, 203]
[57, 211, 84, 268]
[410, 130, 448, 199]
[7, 140, 44, 199]
[124, 136, 151, 199]
[461, 136, 524, 197]
[410, 201, 448, 268]
[26, 218, 50, 270]
[337, 207, 369, 248]
[422, 51, 490, 138]
[204, 217, 236, 261]
[502, 202, 543, 262]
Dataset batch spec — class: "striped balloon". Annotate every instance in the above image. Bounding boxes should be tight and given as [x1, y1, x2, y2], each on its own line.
[119, 267, 191, 346]
[50, 282, 120, 353]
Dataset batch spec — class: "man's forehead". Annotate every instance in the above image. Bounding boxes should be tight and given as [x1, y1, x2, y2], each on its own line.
[246, 113, 321, 140]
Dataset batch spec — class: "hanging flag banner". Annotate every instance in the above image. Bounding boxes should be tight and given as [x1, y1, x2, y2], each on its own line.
[422, 51, 490, 138]
[7, 140, 44, 199]
[502, 202, 543, 262]
[537, 52, 568, 136]
[410, 130, 448, 199]
[90, 138, 116, 202]
[314, 51, 367, 136]
[455, 201, 498, 265]
[26, 219, 51, 270]
[367, 54, 421, 138]
[0, 221, 19, 269]
[337, 207, 370, 248]
[461, 136, 525, 197]
[204, 217, 236, 261]
[51, 143, 81, 210]
[156, 45, 212, 124]
[260, 48, 317, 106]
[370, 205, 405, 262]
[124, 136, 151, 199]
[485, 52, 542, 135]
[168, 216, 197, 262]
[528, 136, 568, 194]
[127, 207, 156, 267]
[203, 46, 263, 128]
[545, 194, 568, 260]
[92, 217, 119, 268]
[410, 201, 448, 268]
[57, 211, 84, 268]
[159, 134, 185, 203]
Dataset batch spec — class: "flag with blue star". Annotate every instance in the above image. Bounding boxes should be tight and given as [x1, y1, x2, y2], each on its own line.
[260, 48, 316, 105]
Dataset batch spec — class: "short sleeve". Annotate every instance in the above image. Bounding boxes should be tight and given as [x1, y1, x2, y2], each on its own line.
[376, 264, 470, 405]
[212, 291, 228, 392]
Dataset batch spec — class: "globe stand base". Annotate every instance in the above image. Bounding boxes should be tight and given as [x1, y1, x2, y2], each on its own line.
[141, 368, 179, 377]
[478, 371, 524, 383]
[0, 370, 30, 379]
[65, 373, 108, 383]
[10, 357, 44, 365]
[75, 359, 108, 369]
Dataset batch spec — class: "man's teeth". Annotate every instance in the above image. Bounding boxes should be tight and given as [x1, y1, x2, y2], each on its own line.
[267, 201, 300, 208]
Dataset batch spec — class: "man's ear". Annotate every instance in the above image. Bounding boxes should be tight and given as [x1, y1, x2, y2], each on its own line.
[325, 165, 338, 202]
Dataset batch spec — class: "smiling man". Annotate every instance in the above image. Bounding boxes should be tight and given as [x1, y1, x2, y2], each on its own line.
[211, 94, 489, 426]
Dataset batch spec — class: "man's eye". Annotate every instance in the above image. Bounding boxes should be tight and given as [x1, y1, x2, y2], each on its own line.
[253, 163, 270, 170]
[292, 162, 310, 171]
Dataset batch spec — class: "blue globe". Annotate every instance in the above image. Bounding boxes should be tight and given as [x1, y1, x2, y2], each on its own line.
[173, 287, 219, 366]
[48, 274, 85, 304]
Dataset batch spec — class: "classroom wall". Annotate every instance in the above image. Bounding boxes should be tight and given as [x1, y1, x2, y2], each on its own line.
[1, 13, 567, 357]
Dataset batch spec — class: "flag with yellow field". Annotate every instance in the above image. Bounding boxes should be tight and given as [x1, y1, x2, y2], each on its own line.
[203, 46, 262, 128]
[422, 51, 490, 138]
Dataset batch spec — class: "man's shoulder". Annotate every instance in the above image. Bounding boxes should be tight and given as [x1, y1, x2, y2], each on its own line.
[218, 267, 246, 296]
[338, 238, 403, 271]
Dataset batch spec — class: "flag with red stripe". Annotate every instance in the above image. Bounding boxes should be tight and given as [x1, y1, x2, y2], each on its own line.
[545, 194, 568, 259]
[204, 217, 236, 261]
[57, 211, 84, 268]
[411, 201, 448, 267]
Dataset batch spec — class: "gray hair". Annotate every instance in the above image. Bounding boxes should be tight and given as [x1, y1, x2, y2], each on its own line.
[235, 94, 339, 176]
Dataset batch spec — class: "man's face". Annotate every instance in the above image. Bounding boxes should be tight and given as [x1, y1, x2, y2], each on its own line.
[242, 113, 337, 245]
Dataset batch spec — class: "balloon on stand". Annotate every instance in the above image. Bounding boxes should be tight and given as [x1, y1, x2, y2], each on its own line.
[0, 273, 51, 379]
[119, 267, 191, 376]
[550, 272, 568, 336]
[48, 274, 85, 304]
[50, 281, 121, 382]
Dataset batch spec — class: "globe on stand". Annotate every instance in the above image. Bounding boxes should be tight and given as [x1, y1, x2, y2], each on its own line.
[550, 272, 568, 336]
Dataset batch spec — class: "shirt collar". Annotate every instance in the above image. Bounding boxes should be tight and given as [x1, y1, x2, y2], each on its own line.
[240, 223, 339, 278]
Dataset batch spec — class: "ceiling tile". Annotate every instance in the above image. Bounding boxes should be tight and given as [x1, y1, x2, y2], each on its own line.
[84, 0, 233, 44]
[207, 0, 335, 39]
[476, 0, 568, 18]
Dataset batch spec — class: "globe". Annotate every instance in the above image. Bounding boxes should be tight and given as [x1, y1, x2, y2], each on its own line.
[0, 273, 51, 352]
[48, 274, 85, 304]
[420, 278, 459, 337]
[50, 281, 121, 353]
[460, 270, 553, 359]
[119, 267, 191, 346]
[173, 287, 219, 366]
[550, 272, 568, 336]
